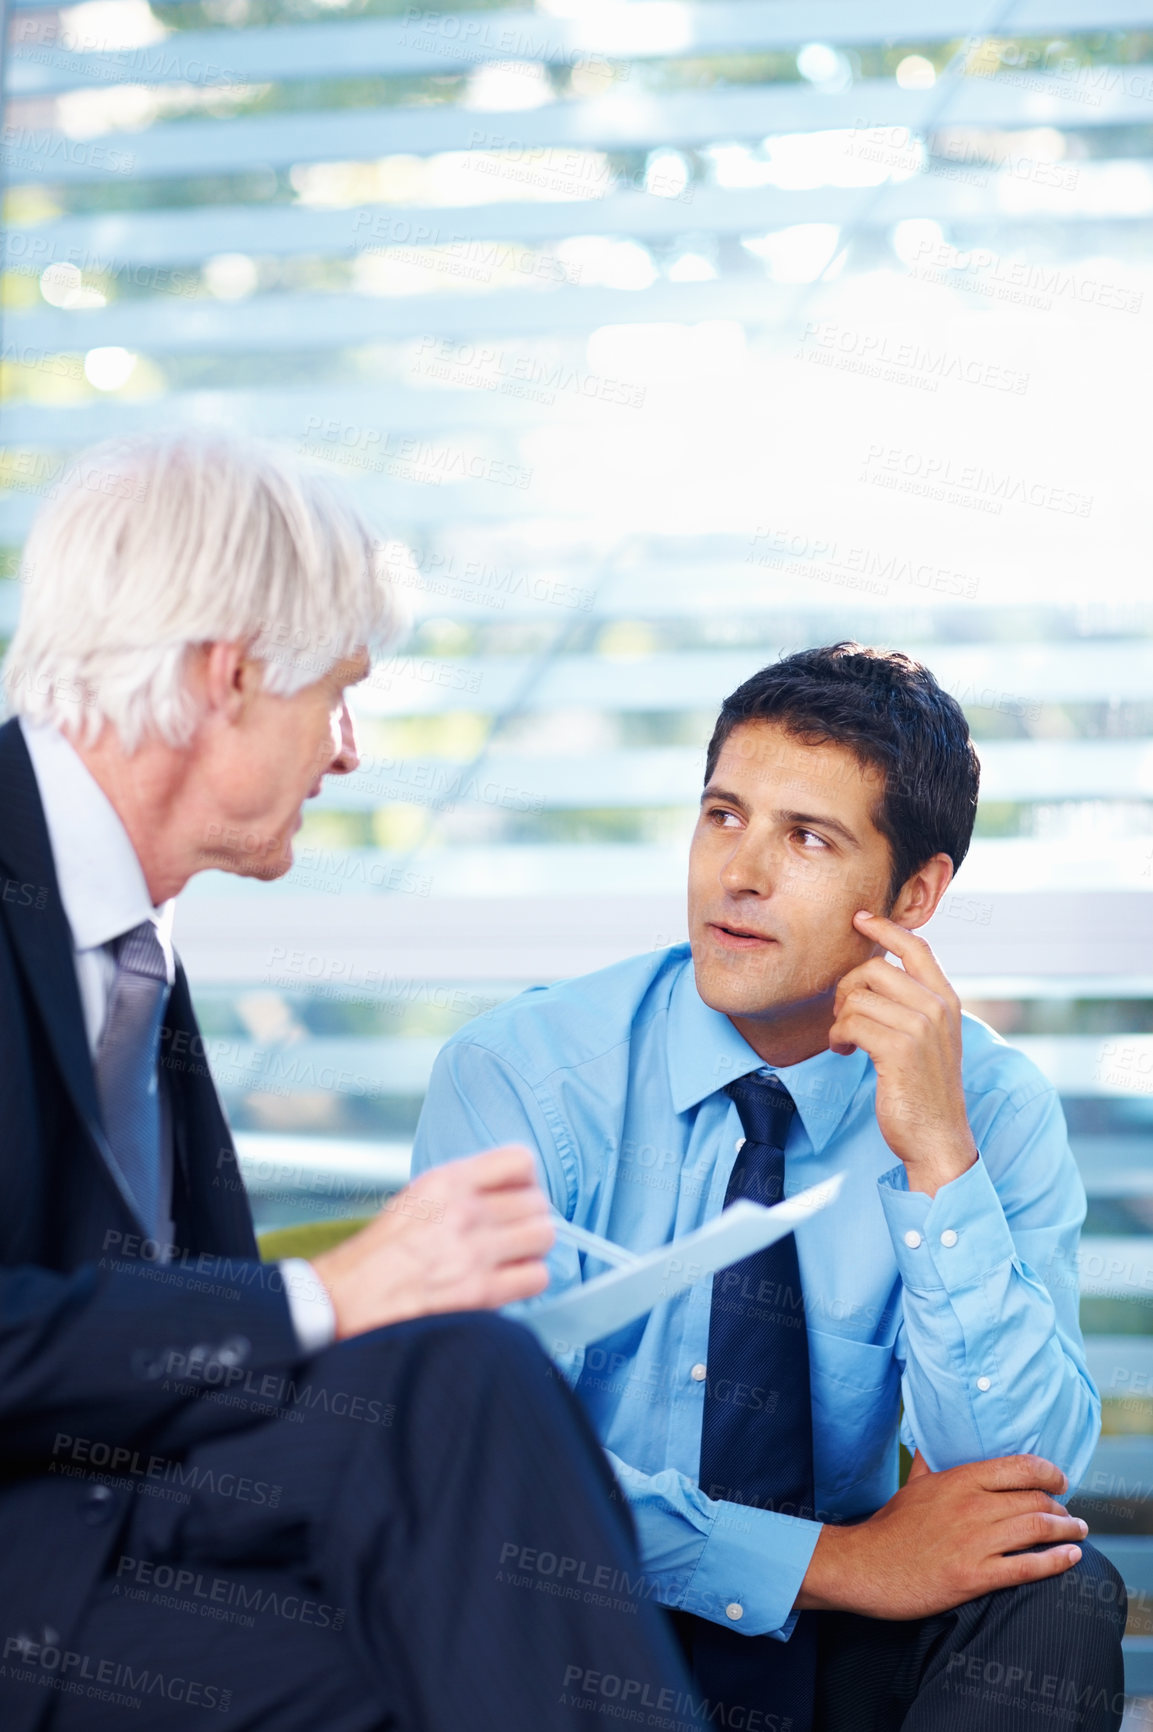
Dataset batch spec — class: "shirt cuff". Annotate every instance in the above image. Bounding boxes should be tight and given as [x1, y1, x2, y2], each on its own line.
[279, 1258, 337, 1353]
[878, 1155, 1018, 1294]
[681, 1501, 821, 1639]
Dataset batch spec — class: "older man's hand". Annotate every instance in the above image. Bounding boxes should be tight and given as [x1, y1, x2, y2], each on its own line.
[310, 1145, 554, 1339]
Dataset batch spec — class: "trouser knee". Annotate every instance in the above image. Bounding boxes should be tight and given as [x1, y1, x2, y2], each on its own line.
[311, 1310, 552, 1420]
[1046, 1543, 1128, 1639]
[317, 1308, 540, 1374]
[373, 1308, 548, 1382]
[935, 1547, 1126, 1732]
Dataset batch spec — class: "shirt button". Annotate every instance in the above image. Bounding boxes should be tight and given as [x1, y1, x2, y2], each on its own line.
[976, 1376, 992, 1392]
[690, 1363, 708, 1382]
[940, 1229, 959, 1248]
[735, 1138, 745, 1153]
[725, 1603, 744, 1621]
[903, 1230, 922, 1249]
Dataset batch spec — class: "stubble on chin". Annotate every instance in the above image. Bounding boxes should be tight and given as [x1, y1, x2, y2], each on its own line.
[691, 947, 770, 1018]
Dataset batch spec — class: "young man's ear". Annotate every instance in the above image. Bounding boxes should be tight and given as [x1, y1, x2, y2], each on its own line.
[889, 853, 954, 931]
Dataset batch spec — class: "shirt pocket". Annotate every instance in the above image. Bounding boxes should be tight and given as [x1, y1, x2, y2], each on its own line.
[808, 1326, 902, 1514]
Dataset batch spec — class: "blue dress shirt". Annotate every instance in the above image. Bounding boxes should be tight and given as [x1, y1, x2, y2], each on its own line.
[412, 943, 1099, 1640]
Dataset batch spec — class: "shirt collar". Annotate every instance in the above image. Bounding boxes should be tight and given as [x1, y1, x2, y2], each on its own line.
[20, 720, 174, 963]
[666, 946, 869, 1154]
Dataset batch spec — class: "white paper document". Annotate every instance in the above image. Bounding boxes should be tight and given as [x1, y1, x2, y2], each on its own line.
[518, 1173, 844, 1356]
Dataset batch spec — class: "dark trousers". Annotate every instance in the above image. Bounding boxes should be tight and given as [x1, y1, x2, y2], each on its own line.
[672, 1541, 1128, 1732]
[19, 1313, 689, 1732]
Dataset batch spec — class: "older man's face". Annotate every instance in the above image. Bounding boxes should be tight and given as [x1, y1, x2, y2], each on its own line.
[202, 649, 369, 881]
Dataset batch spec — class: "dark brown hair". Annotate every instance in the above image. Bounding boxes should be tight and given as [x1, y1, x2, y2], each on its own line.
[705, 643, 980, 901]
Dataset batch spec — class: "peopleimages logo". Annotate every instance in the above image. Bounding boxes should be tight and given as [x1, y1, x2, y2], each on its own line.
[0, 124, 136, 174]
[560, 1665, 789, 1730]
[9, 19, 241, 90]
[905, 233, 1142, 315]
[746, 525, 979, 600]
[798, 320, 1030, 396]
[114, 1556, 346, 1631]
[50, 1432, 282, 1506]
[411, 335, 646, 409]
[2, 1636, 232, 1715]
[860, 445, 1094, 518]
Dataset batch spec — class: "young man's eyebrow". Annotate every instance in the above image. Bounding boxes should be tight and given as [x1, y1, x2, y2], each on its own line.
[777, 808, 862, 849]
[700, 784, 750, 814]
[700, 787, 864, 850]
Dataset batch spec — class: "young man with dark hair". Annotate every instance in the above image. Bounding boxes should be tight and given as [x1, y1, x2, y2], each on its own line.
[415, 643, 1126, 1732]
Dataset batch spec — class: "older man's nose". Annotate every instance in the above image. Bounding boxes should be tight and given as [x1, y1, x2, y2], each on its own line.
[330, 703, 360, 776]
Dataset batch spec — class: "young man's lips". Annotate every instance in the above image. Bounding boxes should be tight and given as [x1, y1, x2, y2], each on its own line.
[709, 923, 777, 949]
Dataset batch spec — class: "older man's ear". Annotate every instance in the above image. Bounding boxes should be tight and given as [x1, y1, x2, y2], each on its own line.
[193, 641, 257, 721]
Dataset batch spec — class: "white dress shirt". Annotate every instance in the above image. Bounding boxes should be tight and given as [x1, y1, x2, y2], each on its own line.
[20, 719, 335, 1353]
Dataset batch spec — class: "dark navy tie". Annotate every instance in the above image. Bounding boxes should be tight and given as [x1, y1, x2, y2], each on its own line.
[679, 1071, 818, 1732]
[95, 921, 172, 1241]
[699, 1071, 814, 1519]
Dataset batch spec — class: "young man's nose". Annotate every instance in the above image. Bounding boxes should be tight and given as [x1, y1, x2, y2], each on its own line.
[718, 830, 774, 897]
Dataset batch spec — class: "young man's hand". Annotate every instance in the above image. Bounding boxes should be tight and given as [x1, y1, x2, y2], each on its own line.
[796, 1453, 1087, 1620]
[310, 1145, 554, 1340]
[828, 911, 977, 1197]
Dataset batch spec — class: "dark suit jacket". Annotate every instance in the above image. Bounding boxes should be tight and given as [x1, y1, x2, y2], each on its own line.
[0, 718, 303, 1729]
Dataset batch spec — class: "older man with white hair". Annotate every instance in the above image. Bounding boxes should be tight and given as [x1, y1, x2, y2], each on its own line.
[0, 433, 688, 1732]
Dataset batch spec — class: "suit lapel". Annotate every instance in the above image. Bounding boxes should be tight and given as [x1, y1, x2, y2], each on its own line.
[164, 965, 260, 1259]
[0, 721, 106, 1147]
[0, 720, 157, 1233]
[0, 719, 260, 1260]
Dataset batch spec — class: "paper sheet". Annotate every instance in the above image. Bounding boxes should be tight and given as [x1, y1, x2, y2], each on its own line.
[519, 1173, 844, 1356]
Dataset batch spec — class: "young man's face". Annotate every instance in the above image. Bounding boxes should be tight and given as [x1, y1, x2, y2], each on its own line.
[688, 720, 903, 1059]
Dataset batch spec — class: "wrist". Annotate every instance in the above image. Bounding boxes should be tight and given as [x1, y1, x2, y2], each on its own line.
[794, 1522, 852, 1612]
[308, 1250, 360, 1341]
[900, 1138, 977, 1199]
[310, 1214, 412, 1339]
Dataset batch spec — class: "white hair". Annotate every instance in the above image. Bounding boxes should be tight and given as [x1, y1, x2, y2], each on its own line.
[4, 430, 400, 751]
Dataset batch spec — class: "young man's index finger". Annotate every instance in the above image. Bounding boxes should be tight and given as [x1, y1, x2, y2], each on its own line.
[852, 911, 950, 991]
[970, 1453, 1069, 1496]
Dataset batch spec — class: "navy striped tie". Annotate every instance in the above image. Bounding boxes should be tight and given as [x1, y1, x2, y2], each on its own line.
[95, 921, 172, 1241]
